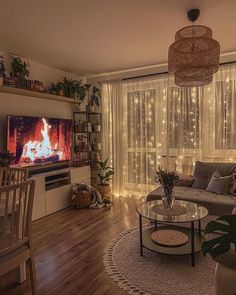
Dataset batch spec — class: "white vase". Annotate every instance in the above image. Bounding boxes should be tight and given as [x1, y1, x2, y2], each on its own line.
[215, 256, 236, 295]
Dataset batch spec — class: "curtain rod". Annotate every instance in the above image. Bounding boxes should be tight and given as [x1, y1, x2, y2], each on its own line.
[122, 60, 236, 81]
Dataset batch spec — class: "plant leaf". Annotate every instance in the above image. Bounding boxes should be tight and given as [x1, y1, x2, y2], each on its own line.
[202, 214, 236, 259]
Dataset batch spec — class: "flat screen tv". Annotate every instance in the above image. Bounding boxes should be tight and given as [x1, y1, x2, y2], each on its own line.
[7, 115, 72, 167]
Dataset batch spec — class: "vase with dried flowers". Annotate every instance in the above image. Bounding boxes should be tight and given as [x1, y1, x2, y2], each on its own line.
[154, 167, 179, 209]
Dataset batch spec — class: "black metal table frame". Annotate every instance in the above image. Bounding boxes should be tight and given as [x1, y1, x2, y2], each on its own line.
[139, 214, 203, 267]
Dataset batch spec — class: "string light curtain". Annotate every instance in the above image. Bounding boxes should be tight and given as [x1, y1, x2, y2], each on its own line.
[101, 63, 236, 196]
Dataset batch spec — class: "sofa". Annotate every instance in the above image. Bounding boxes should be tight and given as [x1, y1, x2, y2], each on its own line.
[147, 161, 236, 216]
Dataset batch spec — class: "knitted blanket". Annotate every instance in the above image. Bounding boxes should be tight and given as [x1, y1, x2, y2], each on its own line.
[72, 182, 111, 209]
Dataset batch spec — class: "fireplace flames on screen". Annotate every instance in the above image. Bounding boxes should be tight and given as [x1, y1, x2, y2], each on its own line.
[19, 118, 64, 164]
[7, 116, 72, 166]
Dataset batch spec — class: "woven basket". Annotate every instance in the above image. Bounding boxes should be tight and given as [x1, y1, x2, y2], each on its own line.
[72, 190, 92, 209]
[96, 184, 112, 201]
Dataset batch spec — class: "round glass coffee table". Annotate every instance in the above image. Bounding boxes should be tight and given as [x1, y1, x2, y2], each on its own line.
[136, 200, 208, 267]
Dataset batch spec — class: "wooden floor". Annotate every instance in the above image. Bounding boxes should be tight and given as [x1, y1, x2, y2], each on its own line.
[0, 196, 145, 295]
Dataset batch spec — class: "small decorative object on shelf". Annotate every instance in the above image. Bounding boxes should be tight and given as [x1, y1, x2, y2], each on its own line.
[154, 166, 179, 209]
[75, 120, 88, 132]
[3, 77, 16, 88]
[92, 122, 101, 132]
[96, 158, 114, 201]
[93, 152, 100, 169]
[92, 137, 101, 151]
[75, 134, 88, 152]
[0, 151, 15, 167]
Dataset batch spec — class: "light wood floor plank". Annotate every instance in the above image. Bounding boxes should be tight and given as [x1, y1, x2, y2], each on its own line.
[0, 196, 144, 295]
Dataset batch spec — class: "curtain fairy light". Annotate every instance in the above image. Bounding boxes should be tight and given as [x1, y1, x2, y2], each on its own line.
[101, 63, 236, 196]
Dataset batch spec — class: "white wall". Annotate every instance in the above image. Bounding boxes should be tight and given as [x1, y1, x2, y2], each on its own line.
[86, 51, 236, 84]
[0, 51, 81, 150]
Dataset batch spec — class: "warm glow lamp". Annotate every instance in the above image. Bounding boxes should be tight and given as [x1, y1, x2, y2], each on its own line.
[168, 9, 220, 87]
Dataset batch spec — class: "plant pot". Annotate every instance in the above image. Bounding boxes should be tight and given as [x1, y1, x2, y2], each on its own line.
[96, 184, 112, 201]
[215, 252, 236, 295]
[93, 143, 101, 151]
[93, 124, 101, 132]
[58, 89, 64, 96]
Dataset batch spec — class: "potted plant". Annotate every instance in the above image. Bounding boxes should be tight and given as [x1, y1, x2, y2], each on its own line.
[55, 80, 65, 96]
[11, 57, 30, 88]
[202, 215, 236, 295]
[86, 84, 100, 112]
[56, 77, 87, 101]
[0, 151, 15, 167]
[46, 82, 58, 95]
[96, 158, 114, 201]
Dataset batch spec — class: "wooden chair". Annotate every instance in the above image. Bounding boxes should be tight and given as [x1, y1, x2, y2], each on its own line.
[0, 179, 37, 294]
[0, 167, 28, 186]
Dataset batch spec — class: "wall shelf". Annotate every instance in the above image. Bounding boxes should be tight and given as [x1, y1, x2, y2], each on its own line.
[0, 85, 78, 104]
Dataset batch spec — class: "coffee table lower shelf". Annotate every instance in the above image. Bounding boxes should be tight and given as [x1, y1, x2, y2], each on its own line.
[141, 226, 204, 260]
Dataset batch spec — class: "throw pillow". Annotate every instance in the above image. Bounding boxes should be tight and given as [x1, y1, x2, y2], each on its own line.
[206, 170, 233, 195]
[176, 174, 194, 187]
[192, 161, 236, 189]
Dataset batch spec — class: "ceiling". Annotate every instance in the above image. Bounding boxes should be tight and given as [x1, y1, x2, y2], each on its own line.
[0, 0, 236, 77]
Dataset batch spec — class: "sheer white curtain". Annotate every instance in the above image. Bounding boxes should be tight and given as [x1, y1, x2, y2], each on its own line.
[101, 63, 236, 196]
[122, 76, 169, 195]
[101, 80, 124, 195]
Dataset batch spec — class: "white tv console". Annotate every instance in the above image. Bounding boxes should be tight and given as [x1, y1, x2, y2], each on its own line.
[31, 166, 91, 221]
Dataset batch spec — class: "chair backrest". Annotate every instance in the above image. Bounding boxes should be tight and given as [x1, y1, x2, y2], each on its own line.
[0, 179, 35, 255]
[0, 167, 28, 187]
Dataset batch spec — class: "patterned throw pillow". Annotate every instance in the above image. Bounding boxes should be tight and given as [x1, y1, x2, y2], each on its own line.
[206, 170, 233, 195]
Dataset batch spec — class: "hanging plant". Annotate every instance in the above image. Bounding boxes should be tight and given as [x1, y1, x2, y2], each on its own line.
[86, 84, 100, 107]
[11, 57, 30, 79]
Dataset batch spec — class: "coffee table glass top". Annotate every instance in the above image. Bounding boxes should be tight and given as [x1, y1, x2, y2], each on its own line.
[137, 200, 208, 223]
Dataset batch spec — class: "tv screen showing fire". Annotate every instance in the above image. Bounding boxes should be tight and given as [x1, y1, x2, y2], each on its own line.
[7, 115, 72, 167]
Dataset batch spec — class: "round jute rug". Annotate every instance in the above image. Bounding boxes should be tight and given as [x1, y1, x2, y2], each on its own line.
[103, 227, 215, 295]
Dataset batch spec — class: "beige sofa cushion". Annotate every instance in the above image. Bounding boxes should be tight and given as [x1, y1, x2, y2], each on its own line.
[206, 170, 233, 195]
[193, 161, 236, 189]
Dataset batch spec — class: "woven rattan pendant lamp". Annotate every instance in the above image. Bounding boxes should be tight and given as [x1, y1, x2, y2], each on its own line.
[168, 9, 220, 87]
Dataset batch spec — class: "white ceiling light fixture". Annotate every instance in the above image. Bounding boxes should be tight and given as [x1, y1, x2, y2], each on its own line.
[168, 9, 220, 87]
